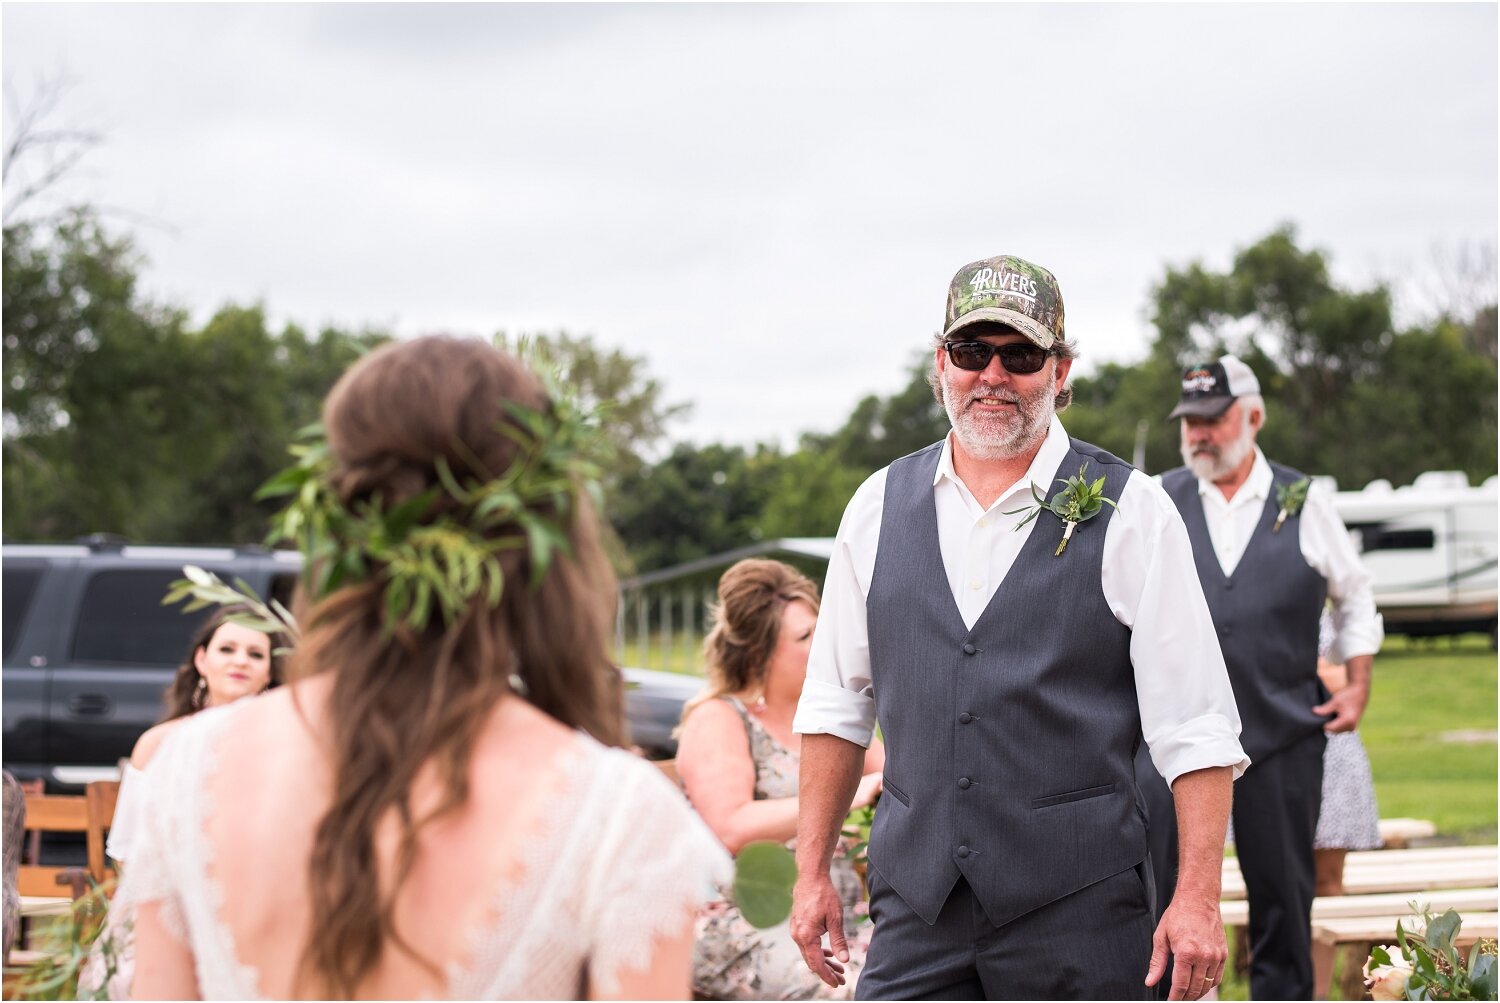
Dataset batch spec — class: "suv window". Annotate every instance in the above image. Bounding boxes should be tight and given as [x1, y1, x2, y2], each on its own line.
[71, 570, 215, 666]
[2, 565, 43, 659]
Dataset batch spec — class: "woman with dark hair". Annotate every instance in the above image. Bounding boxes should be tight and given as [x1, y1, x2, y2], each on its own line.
[677, 559, 885, 1000]
[125, 336, 727, 1000]
[125, 604, 285, 776]
[78, 606, 284, 997]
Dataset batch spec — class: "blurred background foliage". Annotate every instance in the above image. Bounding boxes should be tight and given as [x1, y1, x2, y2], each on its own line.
[4, 205, 1495, 575]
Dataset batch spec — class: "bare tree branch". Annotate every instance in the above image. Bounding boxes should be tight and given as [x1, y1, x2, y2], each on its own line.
[2, 70, 105, 227]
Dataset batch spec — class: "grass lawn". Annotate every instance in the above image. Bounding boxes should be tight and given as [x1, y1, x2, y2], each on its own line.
[1217, 632, 1496, 1000]
[1360, 633, 1497, 843]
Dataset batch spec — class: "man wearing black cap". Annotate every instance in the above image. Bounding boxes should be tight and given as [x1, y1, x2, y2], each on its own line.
[788, 255, 1249, 1001]
[1140, 355, 1383, 1000]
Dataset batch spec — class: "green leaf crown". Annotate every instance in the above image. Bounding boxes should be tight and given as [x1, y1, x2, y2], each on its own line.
[251, 381, 609, 637]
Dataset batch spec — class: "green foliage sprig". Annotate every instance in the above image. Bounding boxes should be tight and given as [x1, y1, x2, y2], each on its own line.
[1364, 906, 1498, 1000]
[162, 564, 300, 649]
[1273, 477, 1311, 533]
[246, 390, 608, 636]
[1004, 462, 1119, 556]
[14, 880, 121, 1001]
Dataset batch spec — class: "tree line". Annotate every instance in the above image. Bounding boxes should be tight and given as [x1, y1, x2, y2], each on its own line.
[5, 212, 1495, 576]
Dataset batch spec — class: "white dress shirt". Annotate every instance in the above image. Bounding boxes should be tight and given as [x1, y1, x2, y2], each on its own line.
[1190, 447, 1384, 664]
[793, 417, 1250, 787]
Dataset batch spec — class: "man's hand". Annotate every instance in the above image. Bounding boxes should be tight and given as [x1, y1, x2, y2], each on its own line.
[1312, 682, 1368, 732]
[1313, 653, 1374, 733]
[792, 734, 867, 988]
[1149, 765, 1233, 1000]
[790, 873, 849, 988]
[1144, 888, 1226, 1000]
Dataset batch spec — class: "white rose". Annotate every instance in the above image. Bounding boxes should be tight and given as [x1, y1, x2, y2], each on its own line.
[1363, 949, 1414, 1002]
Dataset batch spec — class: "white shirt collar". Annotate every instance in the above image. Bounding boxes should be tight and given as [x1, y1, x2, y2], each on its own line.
[933, 416, 1072, 507]
[1196, 446, 1272, 505]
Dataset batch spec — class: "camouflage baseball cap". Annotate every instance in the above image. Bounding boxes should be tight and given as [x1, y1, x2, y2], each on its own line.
[943, 255, 1065, 350]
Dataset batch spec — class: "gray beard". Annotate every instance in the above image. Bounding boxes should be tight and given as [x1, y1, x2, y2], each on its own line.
[1182, 425, 1255, 481]
[944, 375, 1055, 461]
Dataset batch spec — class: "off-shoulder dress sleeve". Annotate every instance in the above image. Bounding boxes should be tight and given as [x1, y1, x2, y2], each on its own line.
[581, 750, 732, 996]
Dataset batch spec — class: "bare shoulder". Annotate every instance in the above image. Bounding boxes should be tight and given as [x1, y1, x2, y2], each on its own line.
[675, 698, 749, 755]
[130, 719, 184, 770]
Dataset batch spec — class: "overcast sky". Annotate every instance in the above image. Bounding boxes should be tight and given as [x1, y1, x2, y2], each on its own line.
[4, 3, 1496, 449]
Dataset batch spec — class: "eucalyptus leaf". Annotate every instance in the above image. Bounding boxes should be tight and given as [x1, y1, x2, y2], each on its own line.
[733, 841, 798, 929]
[183, 565, 215, 587]
[1426, 909, 1462, 951]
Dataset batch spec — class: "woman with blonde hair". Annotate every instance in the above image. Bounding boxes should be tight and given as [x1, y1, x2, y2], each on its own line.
[677, 558, 885, 1000]
[126, 335, 727, 1000]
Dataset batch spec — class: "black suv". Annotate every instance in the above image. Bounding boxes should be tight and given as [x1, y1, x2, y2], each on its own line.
[3, 541, 697, 790]
[3, 541, 301, 790]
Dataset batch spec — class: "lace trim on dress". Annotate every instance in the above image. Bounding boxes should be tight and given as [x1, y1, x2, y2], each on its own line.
[444, 734, 591, 1000]
[177, 703, 264, 998]
[111, 703, 259, 993]
[582, 744, 733, 997]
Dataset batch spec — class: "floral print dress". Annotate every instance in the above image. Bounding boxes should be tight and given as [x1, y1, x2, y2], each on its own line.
[690, 697, 872, 1001]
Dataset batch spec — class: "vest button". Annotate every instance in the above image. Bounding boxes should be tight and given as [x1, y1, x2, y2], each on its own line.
[959, 712, 973, 724]
[958, 777, 971, 789]
[956, 845, 970, 858]
[1225, 581, 1235, 591]
[962, 642, 977, 655]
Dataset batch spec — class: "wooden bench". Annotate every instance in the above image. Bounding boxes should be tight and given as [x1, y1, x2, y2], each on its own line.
[1218, 847, 1498, 999]
[1310, 911, 1500, 999]
[1378, 817, 1437, 849]
[1219, 887, 1499, 928]
[1222, 846, 1499, 900]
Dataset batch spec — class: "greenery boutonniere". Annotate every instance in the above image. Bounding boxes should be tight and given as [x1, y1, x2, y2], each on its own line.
[1004, 462, 1118, 556]
[1273, 477, 1311, 533]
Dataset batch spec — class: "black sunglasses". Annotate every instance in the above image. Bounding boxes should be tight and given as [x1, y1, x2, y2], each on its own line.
[944, 341, 1051, 375]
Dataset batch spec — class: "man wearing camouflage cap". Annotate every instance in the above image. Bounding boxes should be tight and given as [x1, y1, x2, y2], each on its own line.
[1137, 356, 1383, 1000]
[790, 255, 1248, 1000]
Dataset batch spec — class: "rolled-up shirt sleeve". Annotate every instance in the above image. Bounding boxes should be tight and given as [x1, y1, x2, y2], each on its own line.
[1105, 471, 1250, 786]
[793, 470, 885, 748]
[1300, 482, 1384, 663]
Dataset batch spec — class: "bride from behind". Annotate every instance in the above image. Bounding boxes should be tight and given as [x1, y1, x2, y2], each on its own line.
[127, 335, 728, 1000]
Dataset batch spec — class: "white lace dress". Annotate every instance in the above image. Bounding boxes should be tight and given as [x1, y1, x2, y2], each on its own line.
[119, 703, 730, 1000]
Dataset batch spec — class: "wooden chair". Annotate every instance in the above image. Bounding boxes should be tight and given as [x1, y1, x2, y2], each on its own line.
[82, 781, 119, 890]
[16, 781, 118, 902]
[17, 794, 91, 901]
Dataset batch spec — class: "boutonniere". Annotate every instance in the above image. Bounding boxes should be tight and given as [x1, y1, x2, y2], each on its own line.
[1004, 462, 1119, 556]
[1273, 477, 1311, 533]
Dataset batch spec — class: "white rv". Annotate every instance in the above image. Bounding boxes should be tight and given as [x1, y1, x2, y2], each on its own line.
[1329, 471, 1498, 640]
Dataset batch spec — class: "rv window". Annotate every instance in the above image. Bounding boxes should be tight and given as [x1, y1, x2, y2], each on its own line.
[1349, 523, 1437, 552]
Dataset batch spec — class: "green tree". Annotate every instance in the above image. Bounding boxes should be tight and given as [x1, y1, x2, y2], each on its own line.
[812, 351, 950, 473]
[495, 330, 689, 485]
[3, 212, 388, 542]
[608, 442, 772, 573]
[756, 447, 870, 540]
[1061, 354, 1185, 474]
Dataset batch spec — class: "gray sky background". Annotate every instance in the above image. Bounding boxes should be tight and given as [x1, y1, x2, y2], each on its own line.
[4, 3, 1496, 449]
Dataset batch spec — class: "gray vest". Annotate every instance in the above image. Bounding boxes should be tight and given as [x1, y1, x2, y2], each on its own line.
[865, 438, 1145, 927]
[1161, 463, 1329, 763]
